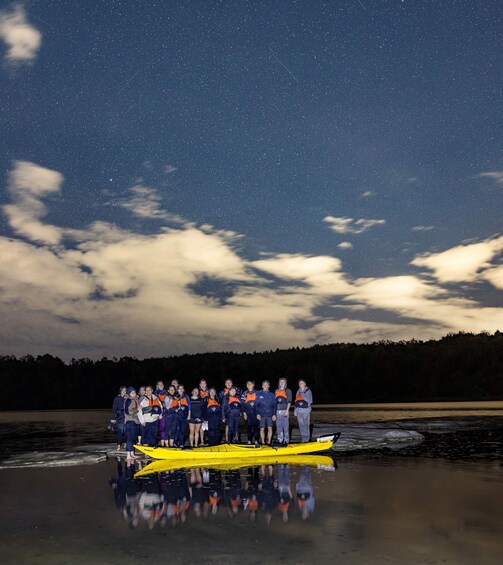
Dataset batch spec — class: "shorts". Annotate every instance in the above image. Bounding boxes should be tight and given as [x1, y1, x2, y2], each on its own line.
[189, 418, 202, 425]
[259, 416, 273, 429]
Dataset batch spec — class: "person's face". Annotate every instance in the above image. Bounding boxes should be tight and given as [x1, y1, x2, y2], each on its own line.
[200, 380, 207, 388]
[279, 379, 287, 389]
[168, 386, 175, 395]
[157, 381, 164, 390]
[209, 389, 216, 398]
[171, 380, 178, 387]
[139, 387, 145, 396]
[230, 387, 236, 396]
[178, 386, 185, 395]
[146, 386, 153, 397]
[130, 390, 137, 398]
[225, 379, 232, 389]
[120, 388, 127, 397]
[247, 382, 254, 391]
[192, 388, 199, 397]
[262, 382, 270, 391]
[298, 381, 306, 390]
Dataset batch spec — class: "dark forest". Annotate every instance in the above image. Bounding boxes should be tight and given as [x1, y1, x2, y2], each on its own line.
[1, 332, 502, 410]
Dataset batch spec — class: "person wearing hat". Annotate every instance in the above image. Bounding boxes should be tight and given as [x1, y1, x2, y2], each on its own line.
[124, 387, 142, 460]
[112, 386, 127, 451]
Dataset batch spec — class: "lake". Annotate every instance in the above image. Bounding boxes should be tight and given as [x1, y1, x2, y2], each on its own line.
[0, 402, 502, 564]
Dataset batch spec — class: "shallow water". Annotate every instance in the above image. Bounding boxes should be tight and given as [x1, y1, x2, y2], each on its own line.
[0, 403, 502, 564]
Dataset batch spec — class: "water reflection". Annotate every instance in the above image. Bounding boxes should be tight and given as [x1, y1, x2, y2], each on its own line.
[109, 457, 336, 529]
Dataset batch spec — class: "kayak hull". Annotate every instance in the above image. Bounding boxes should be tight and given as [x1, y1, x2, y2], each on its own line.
[134, 454, 336, 477]
[134, 434, 339, 461]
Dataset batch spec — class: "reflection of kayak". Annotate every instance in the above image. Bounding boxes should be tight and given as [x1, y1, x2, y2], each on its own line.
[134, 433, 340, 461]
[134, 454, 336, 477]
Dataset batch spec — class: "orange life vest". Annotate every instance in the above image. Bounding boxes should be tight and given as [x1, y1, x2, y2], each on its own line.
[199, 388, 209, 398]
[275, 389, 287, 399]
[244, 392, 256, 403]
[179, 396, 189, 408]
[207, 398, 219, 408]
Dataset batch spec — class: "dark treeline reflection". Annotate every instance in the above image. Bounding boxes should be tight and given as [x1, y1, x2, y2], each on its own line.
[109, 460, 321, 529]
[2, 332, 503, 410]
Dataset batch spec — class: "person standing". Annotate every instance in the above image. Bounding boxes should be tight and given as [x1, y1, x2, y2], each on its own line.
[112, 386, 127, 451]
[176, 385, 191, 447]
[204, 388, 222, 446]
[198, 379, 210, 445]
[275, 378, 292, 445]
[294, 380, 313, 443]
[223, 386, 243, 443]
[241, 380, 259, 444]
[255, 380, 277, 445]
[139, 385, 162, 447]
[124, 387, 142, 460]
[155, 380, 168, 446]
[188, 387, 204, 448]
[164, 385, 179, 448]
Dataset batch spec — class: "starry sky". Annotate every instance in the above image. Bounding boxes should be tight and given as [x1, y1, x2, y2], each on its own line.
[1, 1, 502, 360]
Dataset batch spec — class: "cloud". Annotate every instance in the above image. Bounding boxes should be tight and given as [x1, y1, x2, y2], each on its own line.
[411, 237, 503, 283]
[2, 160, 503, 359]
[0, 4, 41, 63]
[477, 171, 503, 185]
[164, 165, 177, 174]
[323, 216, 386, 234]
[3, 160, 63, 245]
[412, 225, 435, 232]
[361, 190, 375, 198]
[338, 242, 353, 250]
[115, 185, 186, 224]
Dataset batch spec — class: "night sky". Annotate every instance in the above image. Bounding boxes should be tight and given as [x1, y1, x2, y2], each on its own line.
[1, 1, 502, 359]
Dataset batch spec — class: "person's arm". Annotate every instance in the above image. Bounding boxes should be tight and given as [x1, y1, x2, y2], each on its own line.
[305, 389, 313, 406]
[272, 393, 277, 421]
[187, 397, 192, 420]
[286, 389, 292, 412]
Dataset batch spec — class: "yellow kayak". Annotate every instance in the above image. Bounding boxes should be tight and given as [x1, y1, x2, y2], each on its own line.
[134, 433, 340, 461]
[134, 454, 336, 477]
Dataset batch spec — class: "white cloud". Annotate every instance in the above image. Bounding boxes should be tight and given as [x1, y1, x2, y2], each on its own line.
[323, 216, 386, 234]
[338, 242, 353, 250]
[361, 190, 375, 198]
[116, 185, 186, 224]
[412, 225, 435, 232]
[164, 165, 177, 174]
[2, 160, 503, 359]
[411, 237, 503, 283]
[0, 5, 41, 63]
[478, 171, 503, 185]
[3, 160, 63, 245]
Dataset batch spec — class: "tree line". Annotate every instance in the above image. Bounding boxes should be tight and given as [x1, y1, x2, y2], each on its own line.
[1, 332, 502, 410]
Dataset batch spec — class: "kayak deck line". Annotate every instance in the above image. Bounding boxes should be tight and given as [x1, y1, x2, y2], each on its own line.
[134, 432, 341, 461]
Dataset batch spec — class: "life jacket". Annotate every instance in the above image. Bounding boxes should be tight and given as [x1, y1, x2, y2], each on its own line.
[275, 389, 289, 407]
[207, 398, 219, 408]
[278, 502, 290, 512]
[222, 387, 231, 397]
[146, 395, 162, 409]
[156, 389, 167, 403]
[167, 394, 179, 412]
[248, 498, 258, 511]
[209, 495, 221, 506]
[243, 391, 256, 405]
[295, 388, 310, 408]
[227, 396, 241, 410]
[199, 388, 209, 399]
[178, 395, 189, 412]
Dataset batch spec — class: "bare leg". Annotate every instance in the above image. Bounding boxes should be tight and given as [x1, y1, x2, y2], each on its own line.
[260, 427, 265, 444]
[194, 424, 201, 447]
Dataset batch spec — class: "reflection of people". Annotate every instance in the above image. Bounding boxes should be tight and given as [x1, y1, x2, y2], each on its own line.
[258, 465, 279, 525]
[275, 378, 292, 445]
[294, 380, 313, 443]
[277, 464, 292, 523]
[256, 381, 277, 445]
[296, 465, 315, 520]
[243, 467, 260, 521]
[112, 386, 127, 450]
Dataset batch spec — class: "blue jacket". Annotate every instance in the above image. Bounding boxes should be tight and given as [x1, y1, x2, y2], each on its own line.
[112, 395, 125, 422]
[255, 390, 277, 417]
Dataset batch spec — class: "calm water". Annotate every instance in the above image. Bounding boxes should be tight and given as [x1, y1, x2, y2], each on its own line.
[0, 402, 502, 564]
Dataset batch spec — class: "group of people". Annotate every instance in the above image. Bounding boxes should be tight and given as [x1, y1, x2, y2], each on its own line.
[112, 378, 313, 461]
